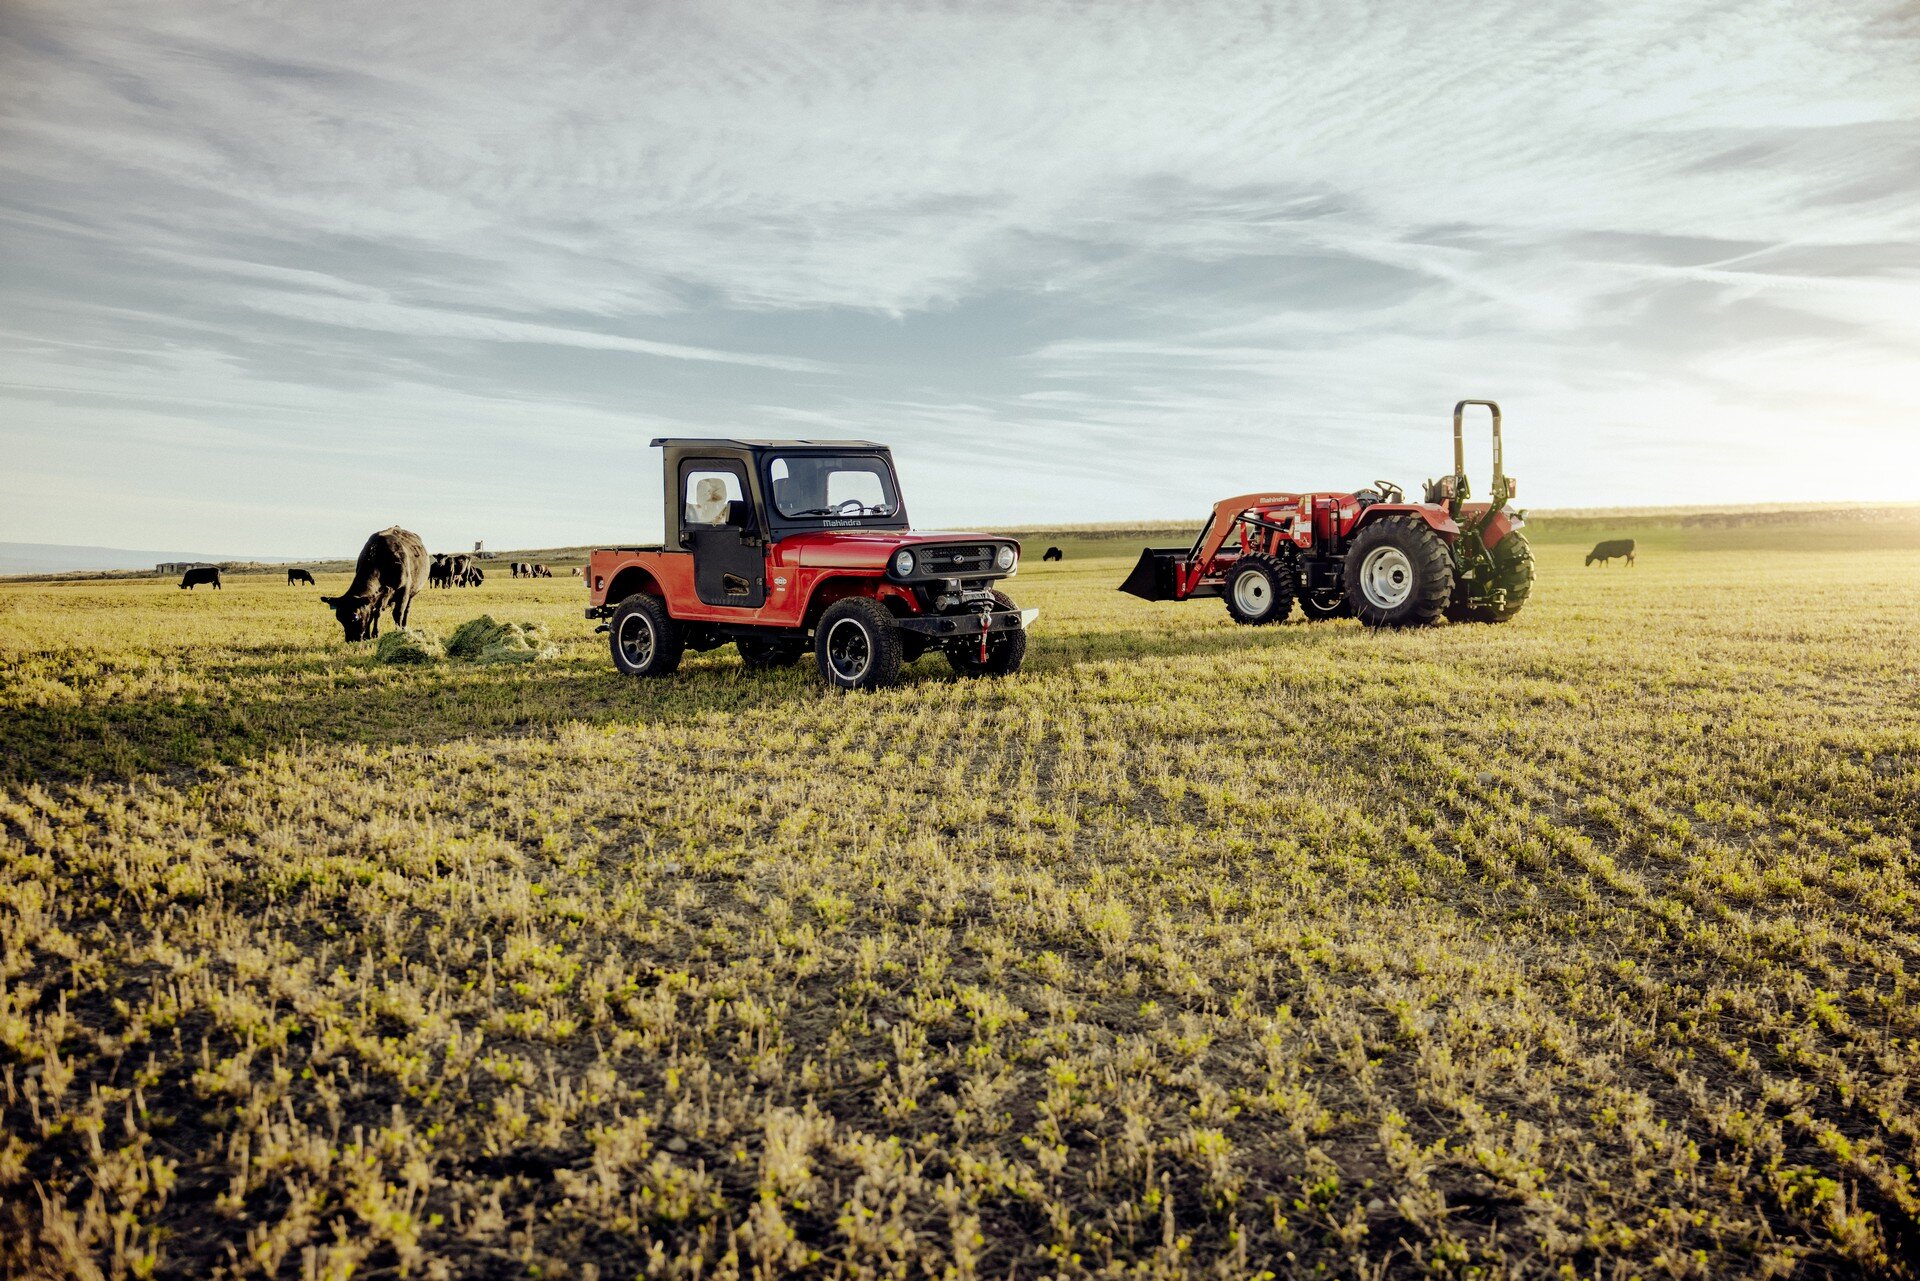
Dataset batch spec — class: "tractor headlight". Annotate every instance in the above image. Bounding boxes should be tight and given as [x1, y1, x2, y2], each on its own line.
[995, 545, 1016, 572]
[893, 549, 916, 577]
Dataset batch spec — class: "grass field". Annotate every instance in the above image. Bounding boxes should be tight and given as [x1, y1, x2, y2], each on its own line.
[3, 513, 1918, 1279]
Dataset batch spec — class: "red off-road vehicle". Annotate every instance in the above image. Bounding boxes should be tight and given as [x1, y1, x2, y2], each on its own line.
[585, 438, 1036, 690]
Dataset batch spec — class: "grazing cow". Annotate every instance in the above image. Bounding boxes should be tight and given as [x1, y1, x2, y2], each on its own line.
[1042, 547, 1063, 562]
[179, 567, 222, 590]
[1586, 539, 1636, 567]
[287, 568, 315, 586]
[320, 526, 428, 641]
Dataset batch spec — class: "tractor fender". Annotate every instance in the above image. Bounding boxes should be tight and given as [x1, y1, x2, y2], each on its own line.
[1351, 504, 1459, 540]
[1481, 508, 1525, 550]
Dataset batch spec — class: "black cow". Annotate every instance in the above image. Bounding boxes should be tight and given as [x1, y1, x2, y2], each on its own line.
[179, 567, 222, 590]
[320, 527, 428, 641]
[287, 568, 315, 586]
[1586, 539, 1636, 567]
[1042, 547, 1063, 562]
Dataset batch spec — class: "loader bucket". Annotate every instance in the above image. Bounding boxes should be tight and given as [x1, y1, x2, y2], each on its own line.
[1118, 547, 1188, 601]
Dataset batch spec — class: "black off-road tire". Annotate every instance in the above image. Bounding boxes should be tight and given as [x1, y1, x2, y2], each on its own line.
[1298, 591, 1349, 621]
[1343, 517, 1452, 628]
[1448, 532, 1534, 624]
[609, 594, 684, 677]
[1223, 554, 1295, 625]
[737, 636, 808, 669]
[815, 598, 905, 690]
[946, 591, 1028, 678]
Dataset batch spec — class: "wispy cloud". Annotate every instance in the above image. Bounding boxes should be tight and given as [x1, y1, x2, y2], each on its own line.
[2, 0, 1918, 552]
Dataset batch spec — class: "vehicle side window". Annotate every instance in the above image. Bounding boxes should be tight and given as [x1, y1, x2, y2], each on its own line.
[684, 467, 745, 527]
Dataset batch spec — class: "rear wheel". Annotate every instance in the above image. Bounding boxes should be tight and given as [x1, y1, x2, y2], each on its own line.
[1343, 518, 1452, 627]
[947, 591, 1027, 677]
[815, 598, 904, 690]
[610, 594, 683, 677]
[737, 636, 808, 669]
[1448, 532, 1533, 624]
[1224, 555, 1294, 625]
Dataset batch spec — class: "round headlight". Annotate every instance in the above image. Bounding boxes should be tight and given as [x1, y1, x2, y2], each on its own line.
[995, 545, 1016, 572]
[893, 549, 916, 577]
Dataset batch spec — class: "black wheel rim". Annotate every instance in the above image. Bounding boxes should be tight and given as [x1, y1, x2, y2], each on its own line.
[826, 618, 873, 682]
[617, 613, 655, 669]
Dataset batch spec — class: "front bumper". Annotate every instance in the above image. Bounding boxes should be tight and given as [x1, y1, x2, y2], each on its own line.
[896, 606, 1039, 638]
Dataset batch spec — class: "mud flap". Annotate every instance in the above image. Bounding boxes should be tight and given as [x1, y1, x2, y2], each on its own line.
[1118, 548, 1188, 601]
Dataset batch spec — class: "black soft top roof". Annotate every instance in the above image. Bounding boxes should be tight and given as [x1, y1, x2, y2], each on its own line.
[648, 437, 887, 451]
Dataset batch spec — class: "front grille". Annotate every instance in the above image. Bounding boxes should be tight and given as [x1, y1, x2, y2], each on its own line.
[921, 544, 997, 574]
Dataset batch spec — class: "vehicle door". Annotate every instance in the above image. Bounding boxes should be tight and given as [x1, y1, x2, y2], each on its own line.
[678, 459, 767, 608]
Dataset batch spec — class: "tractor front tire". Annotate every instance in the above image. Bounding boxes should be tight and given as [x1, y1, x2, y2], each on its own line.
[738, 636, 808, 669]
[815, 598, 905, 691]
[1449, 532, 1534, 624]
[947, 591, 1028, 678]
[1344, 517, 1452, 628]
[1224, 555, 1295, 625]
[610, 594, 684, 677]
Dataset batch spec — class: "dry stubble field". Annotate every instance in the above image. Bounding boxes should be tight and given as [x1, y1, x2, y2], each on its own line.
[2, 514, 1918, 1280]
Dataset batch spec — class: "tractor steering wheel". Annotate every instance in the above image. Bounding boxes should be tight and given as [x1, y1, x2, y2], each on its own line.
[1373, 480, 1404, 503]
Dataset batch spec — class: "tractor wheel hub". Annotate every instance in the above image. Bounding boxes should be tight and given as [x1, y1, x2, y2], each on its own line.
[1359, 546, 1415, 608]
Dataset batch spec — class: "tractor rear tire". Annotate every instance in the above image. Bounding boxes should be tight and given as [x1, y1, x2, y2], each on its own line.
[1449, 532, 1534, 624]
[816, 598, 904, 691]
[738, 636, 808, 669]
[1344, 517, 1452, 628]
[947, 591, 1028, 678]
[1224, 555, 1294, 625]
[610, 594, 684, 677]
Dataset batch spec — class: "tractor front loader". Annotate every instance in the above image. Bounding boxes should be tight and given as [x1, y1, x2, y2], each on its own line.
[1120, 400, 1534, 628]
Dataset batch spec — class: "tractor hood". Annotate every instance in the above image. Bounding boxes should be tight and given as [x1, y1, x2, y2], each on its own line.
[783, 529, 1019, 570]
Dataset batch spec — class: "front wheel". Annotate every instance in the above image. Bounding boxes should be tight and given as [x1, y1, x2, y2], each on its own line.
[946, 591, 1027, 677]
[1343, 517, 1452, 628]
[1223, 555, 1294, 625]
[609, 594, 684, 677]
[815, 598, 905, 690]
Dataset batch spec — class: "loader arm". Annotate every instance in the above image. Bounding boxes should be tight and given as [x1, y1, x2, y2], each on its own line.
[1119, 493, 1293, 601]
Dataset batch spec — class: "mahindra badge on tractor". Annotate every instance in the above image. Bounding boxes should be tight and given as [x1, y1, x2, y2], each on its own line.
[1120, 400, 1534, 628]
[585, 438, 1037, 690]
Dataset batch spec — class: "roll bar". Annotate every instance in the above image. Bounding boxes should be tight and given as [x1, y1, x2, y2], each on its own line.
[1453, 399, 1501, 483]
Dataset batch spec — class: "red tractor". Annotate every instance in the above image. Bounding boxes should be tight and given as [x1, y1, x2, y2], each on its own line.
[1120, 400, 1533, 628]
[585, 438, 1036, 689]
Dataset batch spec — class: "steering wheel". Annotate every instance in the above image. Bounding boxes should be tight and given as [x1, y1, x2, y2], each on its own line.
[1373, 480, 1404, 503]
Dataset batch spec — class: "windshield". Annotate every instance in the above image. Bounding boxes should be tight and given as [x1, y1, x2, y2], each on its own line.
[768, 454, 900, 519]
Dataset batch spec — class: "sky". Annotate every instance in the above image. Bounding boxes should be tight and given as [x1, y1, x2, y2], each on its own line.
[2, 0, 1918, 557]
